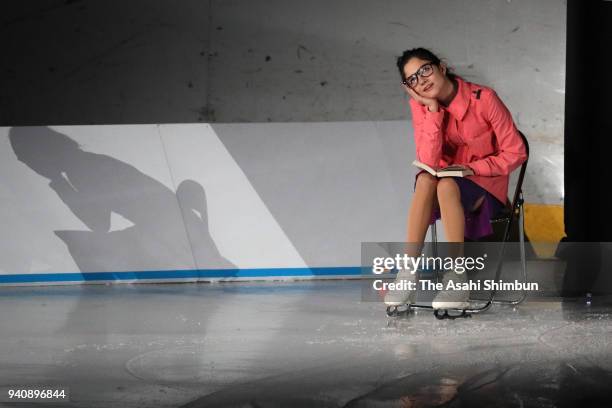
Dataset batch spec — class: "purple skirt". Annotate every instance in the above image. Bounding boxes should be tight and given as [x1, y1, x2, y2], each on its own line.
[414, 171, 506, 240]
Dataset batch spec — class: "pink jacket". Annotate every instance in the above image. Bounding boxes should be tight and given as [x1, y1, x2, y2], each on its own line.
[410, 75, 528, 206]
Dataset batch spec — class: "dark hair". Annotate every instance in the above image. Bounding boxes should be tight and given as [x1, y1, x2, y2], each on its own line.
[396, 47, 457, 83]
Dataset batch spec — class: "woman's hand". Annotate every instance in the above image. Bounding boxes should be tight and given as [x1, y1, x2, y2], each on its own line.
[402, 84, 439, 112]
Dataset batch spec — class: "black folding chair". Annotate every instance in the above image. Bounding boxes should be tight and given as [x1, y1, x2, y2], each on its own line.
[386, 131, 530, 319]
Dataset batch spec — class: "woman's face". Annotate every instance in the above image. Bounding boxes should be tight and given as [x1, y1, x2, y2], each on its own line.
[403, 57, 447, 99]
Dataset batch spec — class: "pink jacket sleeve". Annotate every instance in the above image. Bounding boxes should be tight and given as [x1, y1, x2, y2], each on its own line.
[468, 90, 528, 176]
[409, 99, 445, 169]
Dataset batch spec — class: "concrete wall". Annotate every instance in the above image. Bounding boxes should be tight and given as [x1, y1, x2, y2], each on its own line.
[2, 0, 565, 138]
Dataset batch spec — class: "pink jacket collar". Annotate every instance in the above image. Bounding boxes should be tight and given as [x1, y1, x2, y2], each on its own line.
[442, 76, 471, 121]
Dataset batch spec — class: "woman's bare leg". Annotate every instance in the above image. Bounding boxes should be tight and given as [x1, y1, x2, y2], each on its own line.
[436, 178, 465, 242]
[432, 178, 471, 308]
[436, 178, 466, 260]
[406, 172, 438, 257]
[383, 173, 438, 305]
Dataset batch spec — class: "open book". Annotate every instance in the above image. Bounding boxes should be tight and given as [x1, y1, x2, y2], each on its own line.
[413, 160, 474, 177]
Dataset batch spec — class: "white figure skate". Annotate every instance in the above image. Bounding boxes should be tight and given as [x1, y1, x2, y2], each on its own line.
[431, 268, 470, 310]
[384, 265, 418, 316]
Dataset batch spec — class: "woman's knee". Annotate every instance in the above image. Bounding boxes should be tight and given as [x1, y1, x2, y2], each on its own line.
[436, 178, 460, 200]
[415, 172, 438, 191]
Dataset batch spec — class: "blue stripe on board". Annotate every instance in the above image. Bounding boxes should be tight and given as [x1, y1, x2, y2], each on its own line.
[0, 267, 363, 284]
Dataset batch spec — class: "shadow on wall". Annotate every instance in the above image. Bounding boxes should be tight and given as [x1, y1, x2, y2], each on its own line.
[8, 126, 235, 276]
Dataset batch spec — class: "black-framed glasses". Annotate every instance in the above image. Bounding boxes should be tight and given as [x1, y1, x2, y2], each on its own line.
[402, 62, 434, 88]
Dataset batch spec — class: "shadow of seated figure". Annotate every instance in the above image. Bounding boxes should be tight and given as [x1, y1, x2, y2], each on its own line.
[9, 126, 235, 275]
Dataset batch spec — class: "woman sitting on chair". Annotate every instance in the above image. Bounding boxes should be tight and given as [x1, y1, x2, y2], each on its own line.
[384, 47, 528, 309]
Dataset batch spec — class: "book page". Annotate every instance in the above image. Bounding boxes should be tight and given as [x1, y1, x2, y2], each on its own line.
[412, 160, 437, 175]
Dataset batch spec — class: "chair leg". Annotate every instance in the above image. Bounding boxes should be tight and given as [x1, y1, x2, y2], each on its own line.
[519, 196, 527, 286]
[492, 193, 527, 306]
[430, 220, 438, 258]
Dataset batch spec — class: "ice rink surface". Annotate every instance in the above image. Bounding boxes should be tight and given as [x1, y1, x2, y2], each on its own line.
[1, 280, 612, 407]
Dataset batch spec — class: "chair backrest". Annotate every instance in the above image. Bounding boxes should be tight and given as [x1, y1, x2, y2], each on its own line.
[510, 130, 529, 209]
[498, 130, 529, 241]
